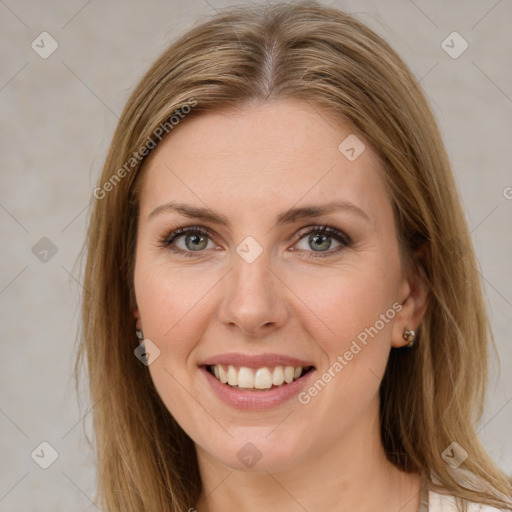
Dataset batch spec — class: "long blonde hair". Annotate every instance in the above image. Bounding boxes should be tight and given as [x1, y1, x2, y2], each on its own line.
[76, 2, 512, 511]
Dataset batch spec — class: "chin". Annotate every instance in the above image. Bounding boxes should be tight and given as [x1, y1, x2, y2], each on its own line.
[198, 428, 308, 474]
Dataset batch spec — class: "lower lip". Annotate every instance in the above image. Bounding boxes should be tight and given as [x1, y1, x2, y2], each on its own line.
[200, 366, 316, 410]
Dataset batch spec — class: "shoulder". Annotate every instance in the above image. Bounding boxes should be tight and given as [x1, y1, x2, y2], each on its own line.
[429, 489, 509, 511]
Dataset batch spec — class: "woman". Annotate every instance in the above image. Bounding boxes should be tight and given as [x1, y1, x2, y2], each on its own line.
[77, 2, 512, 511]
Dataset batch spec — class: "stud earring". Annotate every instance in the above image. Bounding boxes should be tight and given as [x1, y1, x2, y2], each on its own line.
[135, 329, 144, 340]
[403, 328, 416, 348]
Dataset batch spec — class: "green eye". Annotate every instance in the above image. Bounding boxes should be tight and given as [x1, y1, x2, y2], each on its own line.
[161, 227, 213, 257]
[294, 225, 351, 257]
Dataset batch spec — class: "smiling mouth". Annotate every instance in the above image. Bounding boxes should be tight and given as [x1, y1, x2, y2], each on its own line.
[205, 364, 314, 390]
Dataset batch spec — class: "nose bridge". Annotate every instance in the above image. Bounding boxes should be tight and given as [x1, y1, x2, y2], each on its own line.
[233, 242, 274, 296]
[218, 238, 288, 335]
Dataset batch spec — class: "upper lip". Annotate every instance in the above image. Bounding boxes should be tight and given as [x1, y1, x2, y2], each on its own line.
[200, 352, 315, 368]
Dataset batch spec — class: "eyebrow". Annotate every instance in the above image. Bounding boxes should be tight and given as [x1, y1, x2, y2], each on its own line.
[148, 199, 371, 227]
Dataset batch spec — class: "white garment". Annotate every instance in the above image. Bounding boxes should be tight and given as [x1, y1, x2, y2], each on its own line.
[429, 489, 509, 511]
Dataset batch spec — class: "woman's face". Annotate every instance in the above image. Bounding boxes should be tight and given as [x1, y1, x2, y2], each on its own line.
[133, 98, 426, 473]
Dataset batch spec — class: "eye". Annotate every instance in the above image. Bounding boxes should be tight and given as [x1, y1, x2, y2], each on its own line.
[159, 226, 216, 257]
[159, 224, 351, 258]
[293, 224, 351, 257]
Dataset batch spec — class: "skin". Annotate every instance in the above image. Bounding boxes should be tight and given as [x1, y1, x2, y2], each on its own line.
[133, 98, 428, 512]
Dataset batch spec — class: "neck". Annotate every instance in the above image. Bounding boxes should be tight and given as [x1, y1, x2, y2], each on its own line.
[195, 397, 421, 512]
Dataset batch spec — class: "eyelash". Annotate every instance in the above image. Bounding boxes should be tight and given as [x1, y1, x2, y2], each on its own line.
[158, 224, 352, 259]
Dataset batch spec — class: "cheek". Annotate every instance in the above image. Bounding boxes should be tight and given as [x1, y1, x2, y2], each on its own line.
[133, 256, 229, 408]
[291, 266, 399, 436]
[134, 259, 215, 339]
[292, 260, 398, 354]
[133, 262, 212, 433]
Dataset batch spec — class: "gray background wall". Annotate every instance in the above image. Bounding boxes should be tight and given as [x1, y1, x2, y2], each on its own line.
[1, 0, 511, 510]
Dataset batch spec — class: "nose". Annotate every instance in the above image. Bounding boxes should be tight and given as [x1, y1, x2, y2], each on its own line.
[216, 247, 289, 337]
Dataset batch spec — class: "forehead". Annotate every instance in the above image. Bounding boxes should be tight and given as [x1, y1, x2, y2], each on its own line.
[138, 98, 390, 227]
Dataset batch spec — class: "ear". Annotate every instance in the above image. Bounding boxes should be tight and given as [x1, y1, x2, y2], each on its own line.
[133, 307, 142, 330]
[391, 253, 429, 348]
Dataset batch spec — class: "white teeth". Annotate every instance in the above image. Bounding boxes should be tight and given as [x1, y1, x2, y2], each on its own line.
[218, 365, 228, 383]
[227, 365, 237, 386]
[210, 364, 307, 389]
[284, 366, 294, 383]
[272, 366, 284, 385]
[254, 368, 273, 389]
[237, 367, 254, 388]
